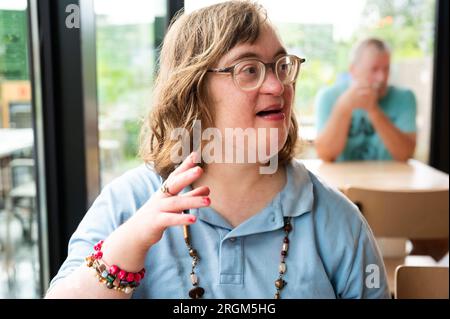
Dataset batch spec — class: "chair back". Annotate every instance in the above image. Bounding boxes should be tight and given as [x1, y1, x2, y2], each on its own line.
[344, 188, 449, 239]
[395, 266, 449, 299]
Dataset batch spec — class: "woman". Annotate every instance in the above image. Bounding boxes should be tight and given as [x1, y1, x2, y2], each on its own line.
[46, 1, 389, 299]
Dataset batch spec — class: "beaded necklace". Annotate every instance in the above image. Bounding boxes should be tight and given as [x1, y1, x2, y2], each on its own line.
[182, 212, 293, 299]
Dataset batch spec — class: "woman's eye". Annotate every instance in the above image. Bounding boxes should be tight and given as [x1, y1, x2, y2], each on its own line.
[242, 66, 258, 75]
[280, 63, 290, 71]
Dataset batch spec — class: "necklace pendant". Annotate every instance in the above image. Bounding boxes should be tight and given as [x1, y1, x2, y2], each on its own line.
[189, 286, 205, 299]
[275, 278, 287, 290]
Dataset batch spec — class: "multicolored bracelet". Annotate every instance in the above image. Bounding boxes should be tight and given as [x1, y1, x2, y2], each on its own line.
[85, 240, 146, 294]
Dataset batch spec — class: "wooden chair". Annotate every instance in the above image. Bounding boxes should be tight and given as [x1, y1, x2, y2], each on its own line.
[344, 187, 449, 293]
[395, 265, 449, 299]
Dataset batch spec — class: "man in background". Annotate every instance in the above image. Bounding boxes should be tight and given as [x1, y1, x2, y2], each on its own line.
[314, 38, 449, 262]
[314, 38, 417, 162]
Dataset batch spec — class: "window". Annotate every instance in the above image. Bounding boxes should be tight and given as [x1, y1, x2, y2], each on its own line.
[0, 0, 43, 298]
[94, 0, 168, 186]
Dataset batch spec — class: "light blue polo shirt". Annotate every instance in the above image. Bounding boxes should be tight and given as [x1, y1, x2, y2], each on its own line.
[49, 159, 390, 299]
[315, 79, 417, 161]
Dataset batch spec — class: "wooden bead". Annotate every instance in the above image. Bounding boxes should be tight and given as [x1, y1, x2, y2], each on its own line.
[275, 292, 280, 299]
[98, 264, 106, 273]
[284, 223, 292, 233]
[189, 287, 205, 299]
[275, 279, 286, 289]
[106, 281, 114, 289]
[190, 273, 198, 286]
[279, 262, 286, 274]
[183, 225, 190, 245]
[189, 249, 198, 257]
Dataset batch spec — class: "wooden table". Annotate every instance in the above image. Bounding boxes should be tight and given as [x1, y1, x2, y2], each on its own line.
[301, 159, 449, 191]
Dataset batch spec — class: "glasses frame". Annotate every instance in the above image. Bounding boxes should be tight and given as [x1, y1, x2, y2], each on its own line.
[207, 54, 306, 91]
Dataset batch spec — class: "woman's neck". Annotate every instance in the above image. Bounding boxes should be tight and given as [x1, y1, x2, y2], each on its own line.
[193, 162, 287, 227]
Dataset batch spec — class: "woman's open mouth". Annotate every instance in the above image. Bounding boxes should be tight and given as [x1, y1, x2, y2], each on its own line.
[256, 107, 285, 121]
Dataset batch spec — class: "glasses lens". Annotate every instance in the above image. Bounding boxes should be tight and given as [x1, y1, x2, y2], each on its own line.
[276, 56, 300, 84]
[234, 60, 264, 90]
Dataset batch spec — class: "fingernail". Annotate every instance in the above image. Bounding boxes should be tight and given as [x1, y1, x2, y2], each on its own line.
[189, 216, 197, 223]
[190, 152, 197, 163]
[202, 197, 211, 205]
[192, 166, 201, 175]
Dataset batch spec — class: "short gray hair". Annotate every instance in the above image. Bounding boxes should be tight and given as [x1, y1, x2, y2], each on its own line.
[350, 38, 391, 65]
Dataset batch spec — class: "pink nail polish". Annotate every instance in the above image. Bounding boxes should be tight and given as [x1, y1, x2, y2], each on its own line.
[203, 197, 211, 205]
[189, 216, 196, 222]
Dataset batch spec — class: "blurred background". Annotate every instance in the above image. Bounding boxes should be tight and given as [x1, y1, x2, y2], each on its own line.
[0, 0, 448, 298]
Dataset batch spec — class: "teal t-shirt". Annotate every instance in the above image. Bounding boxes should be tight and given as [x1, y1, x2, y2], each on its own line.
[315, 80, 417, 161]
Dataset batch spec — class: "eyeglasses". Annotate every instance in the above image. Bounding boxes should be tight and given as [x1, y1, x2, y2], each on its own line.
[207, 54, 306, 91]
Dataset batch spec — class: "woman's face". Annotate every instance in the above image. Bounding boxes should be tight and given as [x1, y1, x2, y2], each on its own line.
[207, 24, 294, 163]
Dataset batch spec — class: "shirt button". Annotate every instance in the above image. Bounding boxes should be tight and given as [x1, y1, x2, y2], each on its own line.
[229, 237, 236, 242]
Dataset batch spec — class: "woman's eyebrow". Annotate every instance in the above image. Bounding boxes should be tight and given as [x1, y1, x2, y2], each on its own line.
[225, 48, 287, 65]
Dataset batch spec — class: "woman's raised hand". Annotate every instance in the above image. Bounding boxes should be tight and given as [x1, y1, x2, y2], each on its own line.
[101, 152, 209, 271]
[134, 152, 210, 247]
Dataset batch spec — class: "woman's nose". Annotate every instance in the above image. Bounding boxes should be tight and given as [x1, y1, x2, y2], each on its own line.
[260, 68, 284, 95]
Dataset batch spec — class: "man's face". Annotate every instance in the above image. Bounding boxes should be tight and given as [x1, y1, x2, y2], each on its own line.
[350, 46, 390, 97]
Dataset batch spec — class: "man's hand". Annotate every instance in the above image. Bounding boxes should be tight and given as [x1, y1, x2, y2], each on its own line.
[340, 80, 379, 113]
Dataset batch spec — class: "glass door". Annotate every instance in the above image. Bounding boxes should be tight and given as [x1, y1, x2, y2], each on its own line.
[94, 0, 169, 187]
[0, 0, 45, 298]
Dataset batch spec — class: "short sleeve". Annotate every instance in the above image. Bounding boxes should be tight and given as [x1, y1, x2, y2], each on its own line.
[394, 89, 417, 133]
[339, 219, 391, 299]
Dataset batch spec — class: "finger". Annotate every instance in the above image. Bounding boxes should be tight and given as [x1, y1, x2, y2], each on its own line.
[171, 151, 198, 177]
[181, 186, 210, 197]
[162, 166, 203, 196]
[159, 195, 210, 213]
[156, 211, 197, 229]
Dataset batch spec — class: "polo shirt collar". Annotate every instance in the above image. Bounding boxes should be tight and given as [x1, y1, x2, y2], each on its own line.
[187, 159, 314, 238]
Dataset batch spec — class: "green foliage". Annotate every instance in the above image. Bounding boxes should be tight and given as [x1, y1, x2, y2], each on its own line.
[96, 18, 155, 111]
[123, 119, 141, 159]
[359, 0, 436, 61]
[0, 10, 29, 80]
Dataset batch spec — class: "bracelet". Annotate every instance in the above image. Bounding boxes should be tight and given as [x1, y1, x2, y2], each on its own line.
[85, 240, 146, 294]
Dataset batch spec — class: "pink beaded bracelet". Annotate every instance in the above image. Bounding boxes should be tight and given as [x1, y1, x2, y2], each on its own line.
[85, 240, 146, 294]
